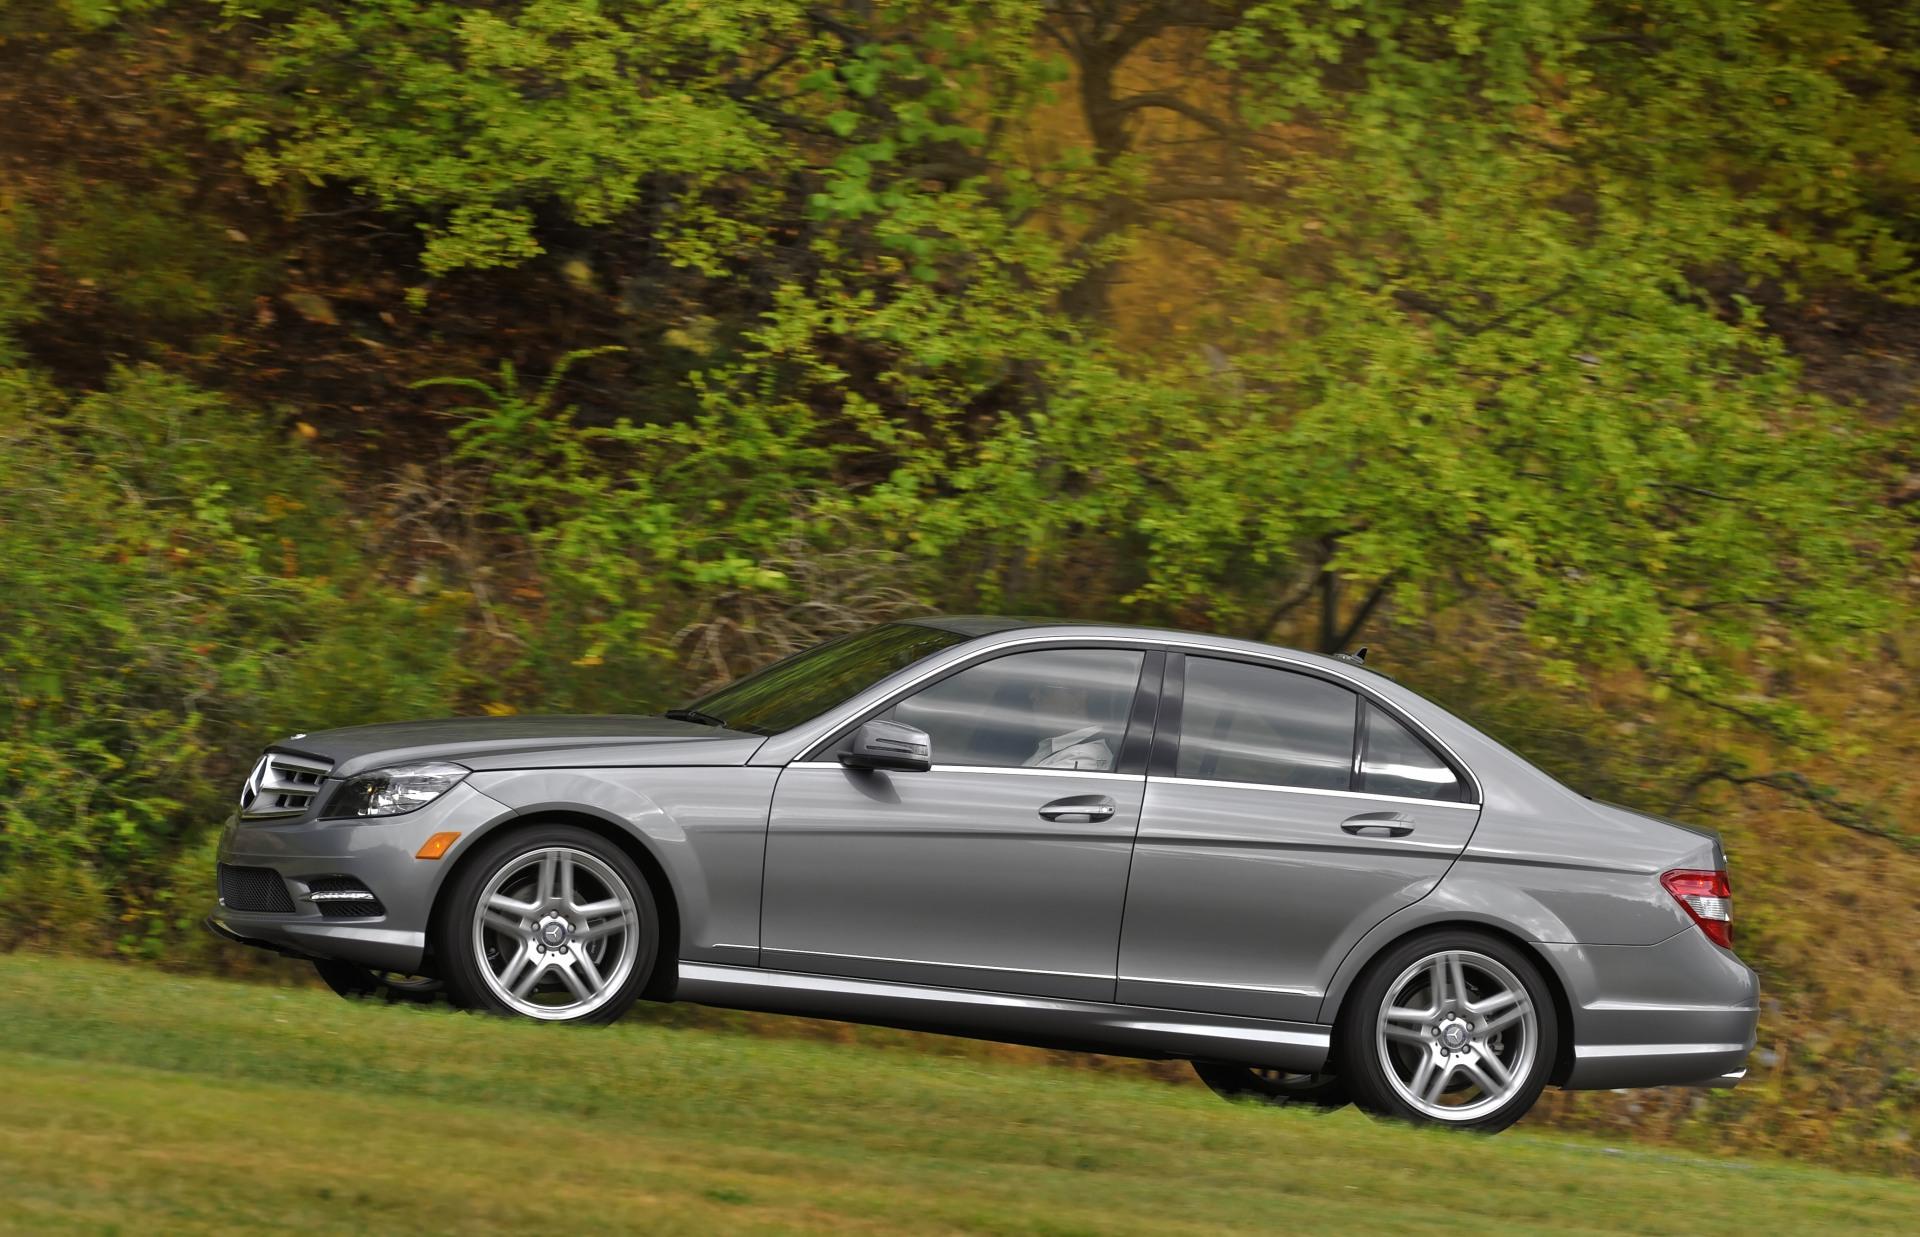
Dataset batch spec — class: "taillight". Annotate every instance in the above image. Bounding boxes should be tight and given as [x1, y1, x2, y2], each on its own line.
[1661, 869, 1733, 949]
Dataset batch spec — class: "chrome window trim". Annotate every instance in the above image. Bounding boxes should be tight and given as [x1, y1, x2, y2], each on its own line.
[786, 760, 1140, 783]
[1145, 774, 1480, 811]
[772, 632, 1484, 804]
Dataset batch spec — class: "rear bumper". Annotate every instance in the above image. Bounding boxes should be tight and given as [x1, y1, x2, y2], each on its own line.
[207, 781, 514, 974]
[1547, 931, 1760, 1090]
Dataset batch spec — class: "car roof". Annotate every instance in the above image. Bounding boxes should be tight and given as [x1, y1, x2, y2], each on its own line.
[903, 615, 1387, 679]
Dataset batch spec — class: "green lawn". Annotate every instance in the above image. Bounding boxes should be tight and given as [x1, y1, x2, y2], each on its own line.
[0, 954, 1912, 1235]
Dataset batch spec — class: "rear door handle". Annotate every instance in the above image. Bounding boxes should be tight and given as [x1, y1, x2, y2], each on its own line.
[1341, 811, 1415, 838]
[1040, 794, 1117, 823]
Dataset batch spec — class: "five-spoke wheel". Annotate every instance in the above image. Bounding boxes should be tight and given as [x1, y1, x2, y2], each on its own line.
[440, 824, 660, 1024]
[1339, 930, 1557, 1132]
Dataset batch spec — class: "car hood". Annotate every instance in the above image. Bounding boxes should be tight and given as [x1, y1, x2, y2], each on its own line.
[273, 714, 766, 779]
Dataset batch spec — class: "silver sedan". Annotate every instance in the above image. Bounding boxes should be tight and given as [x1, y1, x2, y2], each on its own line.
[210, 617, 1757, 1132]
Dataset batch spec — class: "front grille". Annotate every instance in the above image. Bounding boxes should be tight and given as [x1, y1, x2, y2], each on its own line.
[217, 864, 295, 913]
[238, 750, 333, 819]
[303, 875, 385, 919]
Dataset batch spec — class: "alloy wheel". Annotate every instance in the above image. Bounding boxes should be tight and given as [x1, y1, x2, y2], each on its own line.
[1374, 949, 1537, 1122]
[471, 846, 641, 1021]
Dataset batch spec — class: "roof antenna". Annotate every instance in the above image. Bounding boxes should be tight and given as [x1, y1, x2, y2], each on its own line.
[1333, 646, 1369, 666]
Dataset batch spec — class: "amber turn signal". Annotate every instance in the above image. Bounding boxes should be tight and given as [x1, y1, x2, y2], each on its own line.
[415, 831, 461, 860]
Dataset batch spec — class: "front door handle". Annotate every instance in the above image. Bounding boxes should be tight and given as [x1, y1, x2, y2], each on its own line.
[1039, 794, 1117, 823]
[1341, 811, 1415, 838]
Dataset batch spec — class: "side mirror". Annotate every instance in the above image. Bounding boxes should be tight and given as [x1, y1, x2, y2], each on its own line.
[838, 719, 932, 773]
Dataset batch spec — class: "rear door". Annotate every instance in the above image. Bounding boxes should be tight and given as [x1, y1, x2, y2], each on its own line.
[1116, 654, 1480, 1022]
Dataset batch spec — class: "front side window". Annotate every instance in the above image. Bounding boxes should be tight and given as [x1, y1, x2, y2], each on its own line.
[681, 623, 968, 735]
[1358, 703, 1466, 802]
[883, 648, 1146, 771]
[1177, 658, 1357, 790]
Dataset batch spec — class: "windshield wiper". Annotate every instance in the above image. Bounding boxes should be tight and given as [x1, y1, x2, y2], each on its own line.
[663, 707, 729, 728]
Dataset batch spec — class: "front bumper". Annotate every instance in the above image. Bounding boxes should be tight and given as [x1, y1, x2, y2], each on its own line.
[207, 781, 514, 974]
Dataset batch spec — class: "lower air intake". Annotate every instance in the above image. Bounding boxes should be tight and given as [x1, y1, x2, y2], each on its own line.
[217, 864, 295, 913]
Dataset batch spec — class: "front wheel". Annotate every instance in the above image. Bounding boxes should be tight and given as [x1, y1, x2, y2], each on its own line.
[1192, 1062, 1351, 1111]
[438, 824, 661, 1025]
[1337, 930, 1558, 1133]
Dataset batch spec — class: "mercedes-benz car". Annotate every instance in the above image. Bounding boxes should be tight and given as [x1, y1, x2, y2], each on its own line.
[209, 617, 1757, 1131]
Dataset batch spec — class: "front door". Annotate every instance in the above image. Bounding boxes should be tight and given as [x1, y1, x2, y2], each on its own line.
[1117, 655, 1482, 1022]
[761, 647, 1155, 1001]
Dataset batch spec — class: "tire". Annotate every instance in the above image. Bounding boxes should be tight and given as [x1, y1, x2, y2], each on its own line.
[313, 959, 447, 1005]
[1192, 1062, 1351, 1111]
[1336, 929, 1558, 1133]
[437, 824, 661, 1025]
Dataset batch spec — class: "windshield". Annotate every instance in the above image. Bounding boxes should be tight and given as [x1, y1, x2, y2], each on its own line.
[678, 622, 969, 735]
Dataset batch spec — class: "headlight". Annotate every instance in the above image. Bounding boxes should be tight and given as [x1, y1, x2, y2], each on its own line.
[325, 762, 469, 818]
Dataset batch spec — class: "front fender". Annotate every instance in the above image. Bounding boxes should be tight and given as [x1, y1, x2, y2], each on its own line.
[463, 767, 775, 964]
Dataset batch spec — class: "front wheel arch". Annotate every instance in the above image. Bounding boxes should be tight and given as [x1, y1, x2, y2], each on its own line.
[1328, 920, 1577, 1087]
[428, 809, 683, 1002]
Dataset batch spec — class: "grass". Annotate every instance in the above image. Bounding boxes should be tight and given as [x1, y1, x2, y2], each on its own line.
[2, 953, 1915, 1235]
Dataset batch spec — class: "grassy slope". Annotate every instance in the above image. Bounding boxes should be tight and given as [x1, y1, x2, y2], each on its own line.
[2, 955, 1915, 1235]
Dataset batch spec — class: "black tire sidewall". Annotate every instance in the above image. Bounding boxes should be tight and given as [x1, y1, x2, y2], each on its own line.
[437, 823, 660, 1025]
[1337, 929, 1559, 1133]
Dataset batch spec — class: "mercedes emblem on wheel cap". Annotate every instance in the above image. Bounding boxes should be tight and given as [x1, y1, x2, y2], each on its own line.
[540, 921, 569, 947]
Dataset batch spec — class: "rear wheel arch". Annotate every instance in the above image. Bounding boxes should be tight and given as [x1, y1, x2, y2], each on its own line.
[429, 809, 683, 1002]
[1327, 920, 1577, 1087]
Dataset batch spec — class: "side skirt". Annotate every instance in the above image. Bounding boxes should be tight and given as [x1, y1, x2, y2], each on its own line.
[675, 963, 1331, 1071]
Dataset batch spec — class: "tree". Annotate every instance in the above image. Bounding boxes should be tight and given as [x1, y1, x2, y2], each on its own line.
[15, 0, 1915, 726]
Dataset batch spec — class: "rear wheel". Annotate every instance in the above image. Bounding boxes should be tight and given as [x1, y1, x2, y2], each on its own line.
[1192, 1062, 1351, 1111]
[312, 960, 445, 1005]
[1337, 929, 1558, 1133]
[438, 824, 660, 1025]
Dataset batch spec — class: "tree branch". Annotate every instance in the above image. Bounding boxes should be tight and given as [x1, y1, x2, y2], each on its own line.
[1679, 764, 1915, 851]
[1104, 90, 1279, 151]
[1251, 571, 1320, 642]
[1328, 571, 1399, 651]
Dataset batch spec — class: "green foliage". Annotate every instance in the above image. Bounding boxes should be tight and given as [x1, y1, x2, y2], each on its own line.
[198, 0, 794, 274]
[51, 183, 268, 323]
[170, 0, 1909, 719]
[427, 347, 881, 704]
[0, 366, 465, 947]
[0, 202, 38, 363]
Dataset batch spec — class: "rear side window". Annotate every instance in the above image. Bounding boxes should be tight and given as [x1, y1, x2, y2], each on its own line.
[1177, 658, 1357, 790]
[1358, 703, 1467, 803]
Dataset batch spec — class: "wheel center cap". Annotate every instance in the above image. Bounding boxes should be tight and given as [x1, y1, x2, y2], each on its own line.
[1440, 1022, 1469, 1050]
[539, 920, 570, 947]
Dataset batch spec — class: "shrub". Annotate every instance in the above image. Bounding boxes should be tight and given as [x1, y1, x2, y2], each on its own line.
[0, 365, 464, 954]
